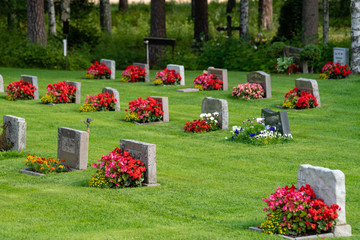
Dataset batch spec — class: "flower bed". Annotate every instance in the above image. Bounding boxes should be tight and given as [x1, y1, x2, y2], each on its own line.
[282, 88, 318, 109]
[6, 80, 36, 101]
[89, 147, 146, 188]
[40, 81, 76, 104]
[229, 118, 292, 145]
[320, 61, 351, 79]
[194, 72, 223, 91]
[121, 65, 146, 82]
[85, 61, 111, 79]
[260, 184, 340, 237]
[184, 112, 220, 132]
[274, 57, 299, 74]
[79, 92, 117, 112]
[24, 155, 70, 174]
[154, 68, 181, 85]
[232, 82, 264, 100]
[124, 97, 163, 123]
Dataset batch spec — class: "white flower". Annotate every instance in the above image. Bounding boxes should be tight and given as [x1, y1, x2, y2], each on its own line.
[256, 118, 265, 123]
[206, 113, 211, 118]
[200, 113, 205, 118]
[210, 116, 214, 121]
[225, 137, 228, 140]
[213, 112, 219, 116]
[214, 120, 218, 123]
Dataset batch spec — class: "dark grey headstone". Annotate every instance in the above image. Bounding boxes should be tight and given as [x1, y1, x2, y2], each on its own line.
[247, 71, 272, 98]
[21, 75, 39, 99]
[207, 67, 228, 91]
[102, 87, 120, 111]
[261, 108, 291, 136]
[100, 59, 116, 79]
[133, 62, 149, 82]
[3, 115, 26, 152]
[201, 97, 228, 130]
[64, 81, 81, 104]
[295, 78, 321, 107]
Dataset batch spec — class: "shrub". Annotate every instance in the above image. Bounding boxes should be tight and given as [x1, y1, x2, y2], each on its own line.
[300, 44, 321, 73]
[321, 61, 351, 79]
[232, 82, 264, 100]
[154, 68, 181, 85]
[282, 88, 318, 109]
[79, 92, 117, 112]
[274, 57, 299, 74]
[184, 120, 211, 133]
[41, 81, 77, 104]
[6, 80, 36, 101]
[124, 97, 163, 123]
[121, 65, 146, 82]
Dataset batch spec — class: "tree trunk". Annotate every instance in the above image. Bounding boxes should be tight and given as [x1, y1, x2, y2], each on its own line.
[240, 0, 249, 38]
[323, 0, 329, 45]
[262, 0, 272, 29]
[61, 0, 70, 35]
[194, 0, 209, 42]
[48, 0, 56, 36]
[302, 0, 318, 45]
[351, 0, 360, 74]
[100, 0, 112, 34]
[150, 0, 166, 66]
[118, 0, 129, 12]
[258, 0, 263, 31]
[226, 0, 236, 14]
[27, 0, 47, 46]
[7, 0, 17, 31]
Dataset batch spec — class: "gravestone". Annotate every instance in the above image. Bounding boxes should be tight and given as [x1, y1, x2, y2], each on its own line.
[295, 78, 321, 107]
[0, 74, 3, 93]
[21, 75, 39, 99]
[64, 81, 81, 104]
[261, 108, 291, 136]
[207, 67, 228, 91]
[176, 88, 199, 92]
[133, 62, 149, 82]
[247, 71, 272, 98]
[102, 87, 120, 111]
[3, 115, 26, 152]
[297, 164, 352, 237]
[333, 48, 349, 66]
[120, 139, 159, 186]
[201, 97, 228, 130]
[166, 64, 185, 85]
[100, 59, 116, 80]
[57, 127, 89, 170]
[150, 96, 169, 122]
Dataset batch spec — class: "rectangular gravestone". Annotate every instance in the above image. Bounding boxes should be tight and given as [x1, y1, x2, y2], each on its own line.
[176, 88, 199, 92]
[3, 115, 26, 152]
[295, 78, 321, 107]
[207, 67, 228, 91]
[0, 74, 3, 93]
[120, 139, 159, 186]
[150, 96, 169, 122]
[100, 59, 116, 80]
[247, 71, 272, 98]
[21, 75, 39, 99]
[333, 48, 349, 66]
[102, 87, 120, 111]
[297, 164, 352, 237]
[57, 127, 89, 170]
[133, 62, 149, 82]
[261, 108, 291, 136]
[201, 97, 228, 130]
[167, 64, 185, 85]
[64, 81, 81, 104]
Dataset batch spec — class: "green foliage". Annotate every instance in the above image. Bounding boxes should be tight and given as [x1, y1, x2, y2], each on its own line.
[300, 44, 321, 64]
[267, 42, 286, 58]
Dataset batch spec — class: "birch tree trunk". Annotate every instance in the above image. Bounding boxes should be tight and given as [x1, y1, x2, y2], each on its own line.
[150, 0, 166, 66]
[351, 0, 360, 74]
[240, 0, 249, 38]
[27, 0, 47, 46]
[48, 0, 56, 36]
[302, 0, 318, 45]
[100, 0, 112, 34]
[194, 0, 209, 42]
[61, 0, 70, 35]
[323, 0, 329, 45]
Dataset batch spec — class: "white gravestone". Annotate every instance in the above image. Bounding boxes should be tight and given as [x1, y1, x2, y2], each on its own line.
[100, 59, 116, 80]
[201, 97, 229, 130]
[133, 63, 150, 82]
[102, 87, 120, 111]
[207, 67, 228, 91]
[297, 164, 352, 237]
[295, 78, 321, 107]
[0, 74, 4, 93]
[3, 115, 26, 152]
[333, 48, 349, 66]
[64, 81, 81, 104]
[247, 71, 272, 98]
[21, 75, 39, 99]
[166, 64, 185, 86]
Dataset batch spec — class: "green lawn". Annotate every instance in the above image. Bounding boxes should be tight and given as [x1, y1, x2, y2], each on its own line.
[0, 67, 359, 240]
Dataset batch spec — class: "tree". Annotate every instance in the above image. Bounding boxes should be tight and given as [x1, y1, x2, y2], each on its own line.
[302, 0, 318, 45]
[61, 0, 70, 35]
[226, 0, 236, 14]
[194, 0, 208, 42]
[48, 0, 56, 36]
[100, 0, 112, 34]
[7, 0, 17, 31]
[240, 0, 249, 38]
[258, 0, 272, 30]
[323, 0, 329, 45]
[150, 0, 166, 65]
[351, 0, 360, 74]
[118, 0, 129, 12]
[27, 0, 47, 46]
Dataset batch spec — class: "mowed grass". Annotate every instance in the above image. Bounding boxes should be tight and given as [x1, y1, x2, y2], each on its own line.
[0, 67, 359, 240]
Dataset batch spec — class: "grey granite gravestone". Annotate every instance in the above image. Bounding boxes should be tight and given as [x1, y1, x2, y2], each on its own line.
[100, 59, 116, 79]
[297, 164, 352, 237]
[201, 97, 228, 130]
[295, 78, 321, 107]
[133, 63, 150, 82]
[247, 71, 272, 98]
[207, 67, 228, 91]
[150, 96, 169, 122]
[57, 127, 89, 170]
[120, 139, 159, 186]
[0, 74, 3, 93]
[176, 88, 199, 92]
[21, 75, 39, 99]
[64, 81, 81, 104]
[166, 64, 185, 85]
[261, 108, 291, 136]
[333, 48, 349, 66]
[3, 115, 26, 152]
[102, 87, 120, 111]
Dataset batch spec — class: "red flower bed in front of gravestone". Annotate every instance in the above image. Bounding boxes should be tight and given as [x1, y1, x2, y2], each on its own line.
[6, 80, 36, 101]
[232, 82, 264, 100]
[79, 92, 117, 112]
[194, 72, 223, 91]
[121, 65, 146, 82]
[85, 61, 111, 79]
[40, 81, 76, 104]
[282, 88, 318, 109]
[260, 184, 340, 237]
[89, 147, 146, 188]
[320, 61, 351, 79]
[154, 68, 181, 85]
[124, 97, 163, 123]
[184, 112, 220, 133]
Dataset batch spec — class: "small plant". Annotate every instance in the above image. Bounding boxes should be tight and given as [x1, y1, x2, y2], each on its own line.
[41, 81, 76, 104]
[79, 92, 117, 112]
[275, 57, 299, 74]
[154, 68, 181, 85]
[124, 97, 163, 123]
[232, 82, 264, 100]
[184, 112, 220, 132]
[86, 61, 111, 79]
[6, 80, 36, 101]
[0, 121, 14, 152]
[25, 155, 70, 174]
[321, 61, 351, 79]
[300, 44, 321, 73]
[121, 65, 146, 82]
[249, 33, 267, 50]
[153, 79, 163, 85]
[90, 147, 146, 188]
[282, 88, 318, 109]
[194, 72, 223, 90]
